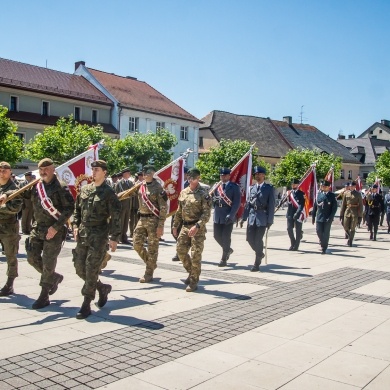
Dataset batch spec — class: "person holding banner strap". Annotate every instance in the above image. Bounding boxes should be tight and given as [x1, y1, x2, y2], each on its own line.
[286, 178, 305, 251]
[241, 166, 275, 272]
[133, 165, 167, 283]
[213, 167, 241, 267]
[0, 158, 75, 309]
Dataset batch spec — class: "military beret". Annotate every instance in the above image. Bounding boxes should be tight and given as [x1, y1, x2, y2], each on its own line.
[183, 167, 189, 174]
[372, 184, 378, 189]
[323, 180, 331, 187]
[91, 159, 107, 169]
[111, 173, 117, 179]
[122, 167, 131, 174]
[38, 158, 54, 168]
[219, 167, 231, 175]
[188, 168, 201, 178]
[0, 161, 11, 169]
[253, 166, 266, 174]
[142, 165, 156, 173]
[24, 171, 32, 176]
[292, 178, 300, 184]
[351, 181, 357, 186]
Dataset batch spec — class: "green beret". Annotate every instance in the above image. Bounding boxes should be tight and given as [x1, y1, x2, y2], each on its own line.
[91, 160, 108, 170]
[188, 168, 200, 178]
[0, 161, 11, 169]
[38, 158, 54, 168]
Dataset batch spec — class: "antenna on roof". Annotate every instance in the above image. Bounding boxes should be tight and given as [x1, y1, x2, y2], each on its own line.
[45, 60, 48, 68]
[299, 105, 308, 124]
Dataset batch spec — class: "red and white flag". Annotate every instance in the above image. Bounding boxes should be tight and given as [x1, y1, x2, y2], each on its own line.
[355, 175, 362, 192]
[154, 156, 186, 217]
[324, 166, 334, 192]
[297, 164, 317, 222]
[229, 148, 253, 219]
[55, 142, 101, 199]
[375, 177, 381, 192]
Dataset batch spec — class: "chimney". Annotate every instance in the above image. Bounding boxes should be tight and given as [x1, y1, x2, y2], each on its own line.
[283, 116, 292, 125]
[348, 134, 355, 139]
[381, 119, 390, 127]
[338, 135, 346, 140]
[75, 61, 86, 71]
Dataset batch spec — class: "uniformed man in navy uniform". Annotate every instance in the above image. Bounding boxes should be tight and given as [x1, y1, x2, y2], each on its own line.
[366, 184, 383, 241]
[242, 166, 274, 272]
[213, 167, 241, 267]
[286, 178, 305, 251]
[312, 180, 338, 254]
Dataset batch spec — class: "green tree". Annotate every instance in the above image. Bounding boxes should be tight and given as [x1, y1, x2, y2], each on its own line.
[25, 116, 107, 164]
[99, 129, 177, 174]
[195, 139, 269, 184]
[269, 148, 342, 188]
[366, 150, 390, 186]
[0, 106, 24, 165]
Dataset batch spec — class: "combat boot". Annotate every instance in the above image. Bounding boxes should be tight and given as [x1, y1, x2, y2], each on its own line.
[96, 281, 112, 308]
[139, 274, 153, 283]
[172, 254, 180, 261]
[32, 288, 50, 310]
[49, 273, 63, 295]
[0, 277, 15, 296]
[184, 275, 190, 285]
[185, 282, 198, 292]
[218, 259, 227, 267]
[76, 297, 92, 319]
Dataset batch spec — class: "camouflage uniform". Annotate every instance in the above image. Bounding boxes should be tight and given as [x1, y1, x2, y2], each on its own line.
[173, 184, 212, 289]
[133, 179, 167, 281]
[23, 176, 74, 290]
[340, 189, 363, 246]
[0, 179, 22, 280]
[72, 182, 121, 300]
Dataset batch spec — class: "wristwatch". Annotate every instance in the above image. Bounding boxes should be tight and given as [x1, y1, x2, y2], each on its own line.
[195, 223, 200, 229]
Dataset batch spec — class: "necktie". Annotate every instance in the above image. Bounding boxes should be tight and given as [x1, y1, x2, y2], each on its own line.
[223, 183, 226, 190]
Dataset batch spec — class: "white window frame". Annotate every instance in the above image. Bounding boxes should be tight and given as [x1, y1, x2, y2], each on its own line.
[74, 106, 81, 121]
[340, 169, 345, 179]
[156, 121, 165, 132]
[129, 117, 139, 132]
[180, 126, 189, 141]
[10, 95, 18, 112]
[42, 101, 50, 116]
[91, 109, 98, 124]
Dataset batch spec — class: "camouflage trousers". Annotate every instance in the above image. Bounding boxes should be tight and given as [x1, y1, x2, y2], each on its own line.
[176, 225, 206, 284]
[133, 216, 160, 277]
[343, 214, 358, 241]
[26, 225, 66, 289]
[73, 227, 109, 300]
[0, 220, 20, 278]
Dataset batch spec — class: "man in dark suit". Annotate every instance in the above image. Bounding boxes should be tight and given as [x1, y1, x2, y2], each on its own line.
[286, 178, 305, 251]
[312, 180, 338, 254]
[115, 168, 133, 244]
[366, 184, 383, 241]
[242, 166, 275, 272]
[213, 167, 241, 267]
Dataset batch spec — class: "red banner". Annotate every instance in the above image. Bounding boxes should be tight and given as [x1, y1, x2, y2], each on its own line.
[355, 175, 362, 192]
[324, 167, 334, 192]
[298, 166, 317, 222]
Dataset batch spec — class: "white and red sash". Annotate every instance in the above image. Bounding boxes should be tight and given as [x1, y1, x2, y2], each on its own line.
[140, 183, 160, 217]
[36, 181, 61, 220]
[217, 184, 232, 206]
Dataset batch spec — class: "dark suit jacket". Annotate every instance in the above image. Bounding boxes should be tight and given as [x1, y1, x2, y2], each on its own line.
[312, 191, 338, 223]
[213, 182, 241, 223]
[286, 189, 305, 220]
[242, 183, 275, 227]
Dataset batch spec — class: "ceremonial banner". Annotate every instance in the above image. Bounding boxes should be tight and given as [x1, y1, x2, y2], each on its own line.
[355, 175, 362, 192]
[297, 164, 317, 222]
[375, 177, 381, 192]
[324, 165, 334, 192]
[55, 142, 101, 199]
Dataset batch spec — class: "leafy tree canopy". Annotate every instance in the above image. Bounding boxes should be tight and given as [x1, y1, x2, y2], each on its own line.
[0, 106, 24, 165]
[269, 148, 342, 188]
[195, 139, 269, 184]
[25, 116, 107, 164]
[366, 150, 390, 186]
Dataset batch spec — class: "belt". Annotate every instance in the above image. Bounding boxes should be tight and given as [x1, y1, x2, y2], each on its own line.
[83, 221, 108, 227]
[0, 216, 17, 224]
[217, 204, 230, 208]
[183, 220, 198, 226]
[139, 213, 155, 218]
[347, 204, 359, 208]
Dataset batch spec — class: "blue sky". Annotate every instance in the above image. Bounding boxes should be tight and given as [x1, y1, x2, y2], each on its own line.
[2, 0, 390, 140]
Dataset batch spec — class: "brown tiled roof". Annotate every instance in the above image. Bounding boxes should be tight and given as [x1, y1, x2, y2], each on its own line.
[87, 68, 202, 123]
[7, 111, 119, 135]
[0, 58, 112, 105]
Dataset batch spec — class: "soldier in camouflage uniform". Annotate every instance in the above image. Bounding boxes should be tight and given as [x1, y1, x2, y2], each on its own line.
[173, 169, 212, 292]
[0, 162, 22, 296]
[0, 158, 74, 309]
[72, 160, 121, 319]
[340, 181, 363, 246]
[133, 165, 167, 283]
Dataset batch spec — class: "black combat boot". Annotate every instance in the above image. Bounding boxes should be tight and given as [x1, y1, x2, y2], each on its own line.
[0, 277, 15, 296]
[32, 287, 50, 309]
[96, 281, 112, 308]
[250, 254, 264, 272]
[49, 273, 63, 295]
[76, 297, 92, 319]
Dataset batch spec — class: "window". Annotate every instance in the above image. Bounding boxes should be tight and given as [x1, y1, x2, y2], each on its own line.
[370, 131, 373, 134]
[156, 121, 165, 132]
[129, 117, 139, 132]
[10, 96, 18, 112]
[74, 106, 81, 121]
[199, 136, 204, 148]
[379, 130, 383, 133]
[340, 169, 345, 179]
[15, 132, 25, 143]
[363, 172, 369, 179]
[180, 126, 188, 140]
[42, 101, 49, 116]
[348, 170, 352, 179]
[92, 109, 98, 124]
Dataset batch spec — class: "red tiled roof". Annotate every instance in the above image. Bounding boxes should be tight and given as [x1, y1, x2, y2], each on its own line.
[0, 58, 112, 105]
[7, 111, 119, 135]
[88, 68, 202, 123]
